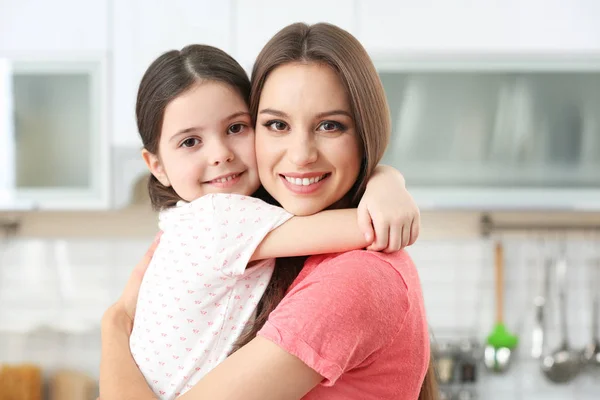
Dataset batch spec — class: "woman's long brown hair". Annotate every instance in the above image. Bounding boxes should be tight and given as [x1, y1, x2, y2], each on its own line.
[233, 22, 438, 400]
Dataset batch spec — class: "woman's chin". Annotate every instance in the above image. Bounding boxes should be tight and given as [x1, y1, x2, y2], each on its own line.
[279, 199, 327, 216]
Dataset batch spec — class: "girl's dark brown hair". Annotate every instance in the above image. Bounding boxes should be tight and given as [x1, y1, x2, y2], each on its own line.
[135, 44, 251, 210]
[233, 22, 438, 400]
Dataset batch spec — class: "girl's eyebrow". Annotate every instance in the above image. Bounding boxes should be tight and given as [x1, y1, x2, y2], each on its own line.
[169, 111, 251, 142]
[170, 126, 203, 142]
[224, 111, 252, 121]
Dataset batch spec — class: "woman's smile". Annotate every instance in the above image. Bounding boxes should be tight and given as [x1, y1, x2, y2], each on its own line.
[279, 172, 331, 194]
[255, 62, 362, 216]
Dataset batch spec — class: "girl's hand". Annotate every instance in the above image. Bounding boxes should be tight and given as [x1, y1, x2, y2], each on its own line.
[358, 166, 420, 252]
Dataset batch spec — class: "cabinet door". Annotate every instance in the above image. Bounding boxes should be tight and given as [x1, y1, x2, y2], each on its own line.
[235, 0, 357, 71]
[379, 65, 600, 211]
[111, 0, 234, 147]
[0, 59, 13, 205]
[7, 59, 109, 210]
[357, 0, 600, 54]
[0, 0, 108, 54]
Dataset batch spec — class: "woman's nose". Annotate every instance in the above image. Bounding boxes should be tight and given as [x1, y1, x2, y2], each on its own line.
[208, 138, 235, 165]
[288, 132, 318, 166]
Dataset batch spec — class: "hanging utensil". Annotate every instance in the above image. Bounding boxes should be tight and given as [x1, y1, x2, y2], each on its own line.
[582, 253, 600, 368]
[532, 256, 551, 359]
[541, 254, 581, 383]
[484, 241, 518, 373]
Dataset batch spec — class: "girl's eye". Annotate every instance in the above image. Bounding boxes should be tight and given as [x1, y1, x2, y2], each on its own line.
[264, 120, 288, 131]
[228, 123, 245, 135]
[317, 121, 345, 132]
[180, 138, 201, 148]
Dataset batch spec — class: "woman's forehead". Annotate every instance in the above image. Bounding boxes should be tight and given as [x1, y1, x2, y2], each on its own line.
[258, 62, 351, 116]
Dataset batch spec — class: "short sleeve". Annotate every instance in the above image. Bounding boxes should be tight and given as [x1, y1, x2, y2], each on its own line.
[156, 195, 214, 232]
[257, 252, 411, 385]
[209, 193, 293, 277]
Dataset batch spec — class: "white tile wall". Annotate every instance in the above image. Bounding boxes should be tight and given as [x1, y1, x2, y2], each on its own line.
[410, 237, 600, 400]
[0, 237, 599, 399]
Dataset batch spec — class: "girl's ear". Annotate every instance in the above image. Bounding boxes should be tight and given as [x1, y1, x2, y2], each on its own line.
[142, 148, 171, 187]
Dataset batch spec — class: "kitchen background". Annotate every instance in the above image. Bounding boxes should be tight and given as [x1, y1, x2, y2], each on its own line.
[1, 0, 600, 399]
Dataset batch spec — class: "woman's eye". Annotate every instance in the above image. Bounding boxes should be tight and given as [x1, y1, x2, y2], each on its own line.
[265, 120, 288, 131]
[317, 121, 344, 132]
[228, 123, 245, 135]
[181, 138, 201, 148]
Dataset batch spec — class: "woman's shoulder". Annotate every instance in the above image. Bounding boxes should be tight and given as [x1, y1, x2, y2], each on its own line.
[308, 248, 415, 268]
[302, 249, 420, 294]
[284, 250, 424, 326]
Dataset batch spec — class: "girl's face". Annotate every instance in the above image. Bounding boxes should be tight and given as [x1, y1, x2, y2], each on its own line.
[143, 81, 260, 202]
[255, 62, 362, 216]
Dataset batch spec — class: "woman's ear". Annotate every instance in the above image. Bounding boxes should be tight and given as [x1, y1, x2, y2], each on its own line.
[142, 148, 171, 187]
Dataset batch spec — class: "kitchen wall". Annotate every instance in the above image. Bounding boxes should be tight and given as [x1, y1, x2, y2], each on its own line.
[1, 231, 600, 399]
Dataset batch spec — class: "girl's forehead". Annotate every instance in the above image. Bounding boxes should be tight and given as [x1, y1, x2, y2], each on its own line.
[160, 83, 250, 140]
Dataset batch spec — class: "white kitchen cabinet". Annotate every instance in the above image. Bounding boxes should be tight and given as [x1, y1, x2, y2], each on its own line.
[0, 0, 109, 54]
[234, 0, 358, 72]
[357, 0, 600, 55]
[111, 0, 234, 147]
[1, 56, 109, 210]
[0, 59, 13, 205]
[378, 56, 600, 211]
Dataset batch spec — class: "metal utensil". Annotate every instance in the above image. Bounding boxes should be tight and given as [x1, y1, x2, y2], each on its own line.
[532, 257, 551, 359]
[582, 258, 600, 367]
[542, 255, 581, 383]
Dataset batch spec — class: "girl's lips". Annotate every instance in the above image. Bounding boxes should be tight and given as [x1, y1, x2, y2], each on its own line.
[205, 172, 243, 188]
[279, 173, 330, 194]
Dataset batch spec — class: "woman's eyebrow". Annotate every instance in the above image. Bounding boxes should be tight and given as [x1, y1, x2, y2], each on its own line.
[315, 110, 352, 119]
[258, 108, 289, 118]
[259, 109, 352, 119]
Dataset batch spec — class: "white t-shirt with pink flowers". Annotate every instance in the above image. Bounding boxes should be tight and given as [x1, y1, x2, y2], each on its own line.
[130, 193, 293, 400]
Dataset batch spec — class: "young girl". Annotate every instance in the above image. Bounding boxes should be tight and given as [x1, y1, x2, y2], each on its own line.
[130, 44, 419, 399]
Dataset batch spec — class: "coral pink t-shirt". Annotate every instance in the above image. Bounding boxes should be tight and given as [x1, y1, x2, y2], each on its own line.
[258, 250, 430, 400]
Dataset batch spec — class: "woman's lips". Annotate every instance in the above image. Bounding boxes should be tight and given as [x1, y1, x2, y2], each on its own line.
[279, 173, 330, 194]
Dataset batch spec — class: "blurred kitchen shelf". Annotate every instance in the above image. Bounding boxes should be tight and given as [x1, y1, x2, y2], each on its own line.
[410, 187, 600, 211]
[398, 162, 600, 187]
[404, 163, 600, 211]
[377, 55, 600, 211]
[0, 200, 36, 211]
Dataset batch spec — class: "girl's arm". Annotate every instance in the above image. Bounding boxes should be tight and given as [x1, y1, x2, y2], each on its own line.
[250, 208, 369, 261]
[251, 165, 419, 261]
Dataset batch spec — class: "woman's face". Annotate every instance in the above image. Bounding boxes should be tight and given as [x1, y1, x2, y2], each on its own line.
[255, 62, 362, 216]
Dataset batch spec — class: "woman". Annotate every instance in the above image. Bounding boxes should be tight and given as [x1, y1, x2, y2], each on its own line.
[101, 22, 436, 399]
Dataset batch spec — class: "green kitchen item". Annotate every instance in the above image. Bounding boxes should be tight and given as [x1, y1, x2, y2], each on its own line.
[484, 242, 518, 373]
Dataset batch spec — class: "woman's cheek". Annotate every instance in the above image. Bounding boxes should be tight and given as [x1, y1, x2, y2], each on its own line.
[254, 131, 273, 171]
